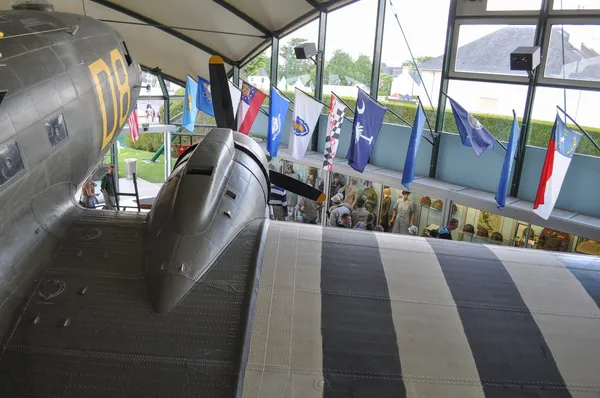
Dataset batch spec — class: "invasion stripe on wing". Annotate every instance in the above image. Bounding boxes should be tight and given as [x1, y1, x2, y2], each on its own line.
[427, 239, 572, 397]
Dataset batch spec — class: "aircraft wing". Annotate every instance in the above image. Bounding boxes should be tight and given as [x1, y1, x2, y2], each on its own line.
[1, 216, 599, 397]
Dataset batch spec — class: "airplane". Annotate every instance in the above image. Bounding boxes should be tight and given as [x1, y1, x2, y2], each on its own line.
[0, 3, 599, 398]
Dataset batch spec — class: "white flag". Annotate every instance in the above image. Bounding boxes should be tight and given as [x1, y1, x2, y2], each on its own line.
[323, 95, 346, 171]
[228, 81, 242, 118]
[289, 89, 323, 160]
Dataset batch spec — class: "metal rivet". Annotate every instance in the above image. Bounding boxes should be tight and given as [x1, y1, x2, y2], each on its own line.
[78, 286, 88, 295]
[180, 264, 186, 272]
[60, 318, 70, 328]
[32, 315, 40, 325]
[223, 211, 232, 218]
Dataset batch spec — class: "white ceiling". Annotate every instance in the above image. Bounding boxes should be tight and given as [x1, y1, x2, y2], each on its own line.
[0, 0, 356, 84]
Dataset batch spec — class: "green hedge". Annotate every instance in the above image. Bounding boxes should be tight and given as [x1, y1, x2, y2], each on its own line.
[273, 90, 600, 157]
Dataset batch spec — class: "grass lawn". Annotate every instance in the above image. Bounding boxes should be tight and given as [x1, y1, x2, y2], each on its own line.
[117, 147, 177, 183]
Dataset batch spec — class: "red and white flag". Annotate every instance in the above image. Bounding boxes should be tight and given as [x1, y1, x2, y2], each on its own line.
[323, 95, 346, 171]
[237, 80, 266, 135]
[128, 105, 140, 142]
[533, 114, 581, 220]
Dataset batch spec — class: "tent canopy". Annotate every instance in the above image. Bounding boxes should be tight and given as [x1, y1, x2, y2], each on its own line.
[1, 0, 356, 84]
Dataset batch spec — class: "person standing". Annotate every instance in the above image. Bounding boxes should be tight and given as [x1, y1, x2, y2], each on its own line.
[328, 193, 352, 227]
[84, 180, 97, 208]
[439, 218, 460, 240]
[351, 197, 370, 227]
[390, 190, 415, 235]
[269, 184, 288, 221]
[101, 165, 117, 210]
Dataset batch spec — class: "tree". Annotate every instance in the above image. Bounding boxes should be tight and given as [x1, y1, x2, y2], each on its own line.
[402, 56, 435, 69]
[279, 38, 313, 81]
[379, 73, 392, 96]
[326, 50, 354, 85]
[242, 53, 270, 80]
[351, 54, 372, 86]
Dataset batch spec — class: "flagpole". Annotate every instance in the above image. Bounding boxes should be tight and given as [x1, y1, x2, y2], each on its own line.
[440, 92, 508, 152]
[417, 96, 436, 141]
[330, 92, 355, 115]
[557, 105, 600, 152]
[294, 87, 354, 124]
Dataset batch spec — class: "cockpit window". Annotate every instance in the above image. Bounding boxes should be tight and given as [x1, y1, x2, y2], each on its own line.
[45, 113, 68, 148]
[0, 141, 25, 186]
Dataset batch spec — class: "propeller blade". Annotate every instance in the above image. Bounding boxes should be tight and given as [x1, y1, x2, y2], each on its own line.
[209, 55, 235, 129]
[269, 170, 326, 203]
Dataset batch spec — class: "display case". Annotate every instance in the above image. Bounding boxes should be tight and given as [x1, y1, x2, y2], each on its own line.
[382, 188, 444, 235]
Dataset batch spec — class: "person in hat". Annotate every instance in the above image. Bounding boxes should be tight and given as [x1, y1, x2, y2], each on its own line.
[328, 193, 352, 227]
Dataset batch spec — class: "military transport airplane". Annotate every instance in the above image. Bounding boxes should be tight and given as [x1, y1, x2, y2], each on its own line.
[0, 3, 599, 398]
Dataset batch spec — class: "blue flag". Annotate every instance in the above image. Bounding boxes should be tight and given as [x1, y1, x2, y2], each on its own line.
[495, 112, 521, 209]
[267, 87, 290, 157]
[182, 76, 198, 132]
[346, 89, 387, 173]
[196, 76, 215, 117]
[448, 97, 495, 157]
[401, 103, 426, 190]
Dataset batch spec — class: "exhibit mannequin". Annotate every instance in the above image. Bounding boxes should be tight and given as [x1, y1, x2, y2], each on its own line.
[361, 181, 378, 213]
[537, 228, 570, 252]
[380, 187, 392, 232]
[330, 173, 346, 201]
[341, 177, 361, 209]
[284, 163, 299, 220]
[390, 190, 415, 235]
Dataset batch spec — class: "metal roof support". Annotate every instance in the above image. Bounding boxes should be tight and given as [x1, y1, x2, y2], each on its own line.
[510, 0, 551, 197]
[311, 11, 328, 152]
[270, 36, 280, 89]
[212, 0, 273, 37]
[90, 0, 234, 64]
[429, 0, 458, 179]
[370, 0, 386, 98]
[305, 0, 326, 12]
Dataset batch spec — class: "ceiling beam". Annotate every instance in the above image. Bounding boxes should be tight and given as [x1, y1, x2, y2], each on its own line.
[90, 0, 235, 65]
[305, 0, 326, 12]
[211, 0, 273, 37]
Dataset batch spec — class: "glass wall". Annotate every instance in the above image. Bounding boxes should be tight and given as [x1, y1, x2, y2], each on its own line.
[277, 20, 319, 96]
[240, 47, 271, 92]
[452, 203, 524, 245]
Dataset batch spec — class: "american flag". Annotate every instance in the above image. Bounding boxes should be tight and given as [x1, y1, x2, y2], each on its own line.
[128, 105, 139, 142]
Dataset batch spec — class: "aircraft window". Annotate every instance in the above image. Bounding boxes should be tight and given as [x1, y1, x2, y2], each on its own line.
[226, 190, 236, 200]
[0, 91, 6, 107]
[187, 166, 213, 176]
[45, 113, 68, 148]
[0, 141, 25, 186]
[121, 41, 132, 66]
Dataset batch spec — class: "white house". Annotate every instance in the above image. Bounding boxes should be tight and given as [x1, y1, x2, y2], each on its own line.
[246, 69, 270, 91]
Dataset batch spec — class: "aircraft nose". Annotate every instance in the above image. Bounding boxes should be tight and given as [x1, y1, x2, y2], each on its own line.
[147, 271, 196, 315]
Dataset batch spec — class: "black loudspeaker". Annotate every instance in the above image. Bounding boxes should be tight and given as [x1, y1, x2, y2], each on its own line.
[510, 46, 541, 72]
[294, 43, 317, 60]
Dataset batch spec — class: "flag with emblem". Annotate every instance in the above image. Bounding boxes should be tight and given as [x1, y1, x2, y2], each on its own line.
[289, 88, 324, 160]
[182, 76, 198, 133]
[128, 105, 139, 143]
[237, 80, 266, 135]
[267, 87, 290, 157]
[346, 89, 386, 173]
[448, 96, 495, 157]
[323, 95, 346, 171]
[533, 114, 581, 220]
[196, 76, 215, 117]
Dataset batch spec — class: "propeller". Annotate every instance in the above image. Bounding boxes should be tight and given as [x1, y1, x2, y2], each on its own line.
[207, 55, 326, 204]
[208, 55, 235, 129]
[269, 170, 326, 203]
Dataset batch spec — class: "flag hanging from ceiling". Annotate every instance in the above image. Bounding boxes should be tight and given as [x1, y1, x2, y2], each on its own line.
[182, 76, 198, 133]
[495, 111, 521, 209]
[448, 96, 495, 157]
[196, 76, 215, 117]
[229, 81, 242, 118]
[401, 103, 426, 189]
[128, 105, 139, 143]
[266, 87, 290, 157]
[289, 88, 323, 160]
[533, 114, 581, 220]
[237, 80, 266, 135]
[346, 89, 386, 173]
[323, 95, 346, 171]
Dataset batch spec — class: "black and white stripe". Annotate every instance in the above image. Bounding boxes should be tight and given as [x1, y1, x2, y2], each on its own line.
[243, 225, 600, 397]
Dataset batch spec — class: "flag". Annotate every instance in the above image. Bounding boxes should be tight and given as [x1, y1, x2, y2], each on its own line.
[495, 112, 521, 209]
[128, 105, 139, 142]
[346, 89, 386, 173]
[533, 114, 581, 220]
[182, 76, 198, 132]
[289, 88, 323, 160]
[401, 103, 426, 189]
[323, 95, 346, 171]
[448, 97, 495, 157]
[266, 87, 290, 157]
[229, 81, 241, 118]
[237, 80, 266, 135]
[196, 76, 215, 117]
